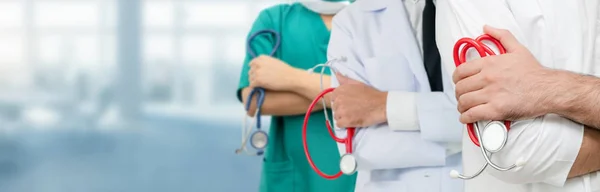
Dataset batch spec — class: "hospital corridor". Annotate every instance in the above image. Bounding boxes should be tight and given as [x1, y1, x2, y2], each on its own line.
[0, 0, 276, 191]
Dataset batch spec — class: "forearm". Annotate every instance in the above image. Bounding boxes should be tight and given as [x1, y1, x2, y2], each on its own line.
[290, 72, 333, 107]
[568, 127, 600, 178]
[241, 87, 323, 116]
[549, 70, 600, 129]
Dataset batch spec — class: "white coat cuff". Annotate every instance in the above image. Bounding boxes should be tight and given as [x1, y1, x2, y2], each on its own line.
[386, 91, 419, 131]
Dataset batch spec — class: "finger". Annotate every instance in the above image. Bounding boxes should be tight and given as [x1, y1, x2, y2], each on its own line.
[335, 121, 347, 129]
[483, 25, 523, 53]
[460, 104, 497, 124]
[457, 89, 489, 114]
[332, 100, 340, 111]
[330, 90, 338, 103]
[335, 72, 361, 85]
[249, 58, 258, 67]
[454, 73, 486, 100]
[453, 59, 484, 83]
[334, 113, 343, 122]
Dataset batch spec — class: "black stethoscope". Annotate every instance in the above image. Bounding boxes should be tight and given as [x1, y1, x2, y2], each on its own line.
[235, 29, 281, 156]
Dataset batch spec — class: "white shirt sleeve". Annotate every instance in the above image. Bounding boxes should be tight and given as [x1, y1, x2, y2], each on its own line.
[436, 0, 584, 187]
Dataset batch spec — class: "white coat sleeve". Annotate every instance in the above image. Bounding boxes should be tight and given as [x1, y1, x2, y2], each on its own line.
[436, 0, 584, 187]
[386, 60, 463, 143]
[328, 9, 447, 170]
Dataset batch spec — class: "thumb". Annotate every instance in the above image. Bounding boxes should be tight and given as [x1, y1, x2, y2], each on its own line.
[335, 72, 360, 85]
[459, 104, 495, 124]
[483, 25, 523, 53]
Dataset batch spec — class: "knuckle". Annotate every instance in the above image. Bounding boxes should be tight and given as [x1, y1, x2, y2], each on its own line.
[483, 73, 496, 83]
[499, 29, 510, 36]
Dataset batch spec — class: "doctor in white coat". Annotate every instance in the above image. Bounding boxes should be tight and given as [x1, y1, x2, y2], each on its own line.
[327, 0, 463, 191]
[436, 0, 600, 191]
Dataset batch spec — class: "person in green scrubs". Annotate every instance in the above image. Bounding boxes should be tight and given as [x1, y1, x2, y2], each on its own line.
[236, 1, 356, 192]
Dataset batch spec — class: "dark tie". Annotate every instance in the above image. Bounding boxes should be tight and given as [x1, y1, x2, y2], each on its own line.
[422, 0, 443, 92]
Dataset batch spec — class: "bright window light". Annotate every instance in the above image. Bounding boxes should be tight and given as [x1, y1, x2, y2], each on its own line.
[35, 2, 100, 28]
[72, 36, 99, 67]
[101, 35, 116, 68]
[223, 35, 247, 65]
[182, 35, 214, 66]
[143, 35, 174, 64]
[143, 1, 174, 28]
[0, 2, 23, 29]
[103, 1, 118, 28]
[183, 2, 249, 28]
[0, 36, 24, 64]
[38, 35, 64, 65]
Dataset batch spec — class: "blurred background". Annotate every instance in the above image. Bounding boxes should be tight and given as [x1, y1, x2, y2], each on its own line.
[0, 0, 279, 191]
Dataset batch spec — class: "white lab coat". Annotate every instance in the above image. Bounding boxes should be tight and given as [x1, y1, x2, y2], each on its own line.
[436, 0, 600, 191]
[328, 0, 463, 191]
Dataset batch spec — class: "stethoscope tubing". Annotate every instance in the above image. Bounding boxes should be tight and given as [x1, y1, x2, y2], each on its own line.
[237, 29, 281, 155]
[302, 87, 355, 180]
[450, 34, 525, 179]
[453, 34, 512, 147]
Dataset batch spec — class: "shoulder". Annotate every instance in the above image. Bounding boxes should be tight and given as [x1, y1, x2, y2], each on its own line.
[333, 0, 395, 31]
[255, 3, 307, 25]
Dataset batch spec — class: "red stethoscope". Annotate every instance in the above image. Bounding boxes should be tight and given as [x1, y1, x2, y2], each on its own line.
[449, 34, 526, 180]
[302, 58, 358, 180]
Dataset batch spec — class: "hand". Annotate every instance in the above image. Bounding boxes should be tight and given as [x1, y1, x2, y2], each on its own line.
[249, 55, 302, 91]
[453, 25, 552, 124]
[331, 73, 387, 128]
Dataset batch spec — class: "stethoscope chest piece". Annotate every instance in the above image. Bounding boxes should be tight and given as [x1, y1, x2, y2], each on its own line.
[481, 121, 508, 153]
[339, 154, 357, 175]
[250, 130, 269, 150]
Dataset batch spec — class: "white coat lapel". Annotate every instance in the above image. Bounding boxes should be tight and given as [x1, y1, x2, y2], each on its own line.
[373, 0, 431, 92]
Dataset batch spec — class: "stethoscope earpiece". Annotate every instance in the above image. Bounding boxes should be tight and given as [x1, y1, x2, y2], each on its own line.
[449, 170, 460, 179]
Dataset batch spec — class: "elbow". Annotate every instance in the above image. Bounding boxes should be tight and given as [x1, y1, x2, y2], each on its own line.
[484, 115, 584, 186]
[416, 93, 463, 143]
[240, 88, 258, 117]
[418, 109, 464, 143]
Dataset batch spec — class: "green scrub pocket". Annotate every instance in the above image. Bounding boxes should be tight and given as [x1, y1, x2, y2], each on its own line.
[259, 159, 295, 192]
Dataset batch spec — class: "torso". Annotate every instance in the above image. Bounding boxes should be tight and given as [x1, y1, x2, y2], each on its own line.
[256, 3, 356, 192]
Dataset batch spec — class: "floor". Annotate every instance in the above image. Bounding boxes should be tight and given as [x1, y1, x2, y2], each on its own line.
[0, 114, 262, 192]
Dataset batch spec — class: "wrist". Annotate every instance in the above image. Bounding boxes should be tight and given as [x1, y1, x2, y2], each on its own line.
[374, 91, 389, 124]
[286, 68, 309, 91]
[552, 70, 600, 117]
[377, 92, 388, 123]
[546, 69, 585, 115]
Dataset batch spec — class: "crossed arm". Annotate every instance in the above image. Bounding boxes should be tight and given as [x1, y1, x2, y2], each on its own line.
[523, 70, 600, 178]
[241, 72, 332, 117]
[542, 71, 600, 178]
[436, 0, 600, 185]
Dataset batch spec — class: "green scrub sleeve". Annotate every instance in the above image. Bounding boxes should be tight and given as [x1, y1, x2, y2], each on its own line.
[236, 9, 279, 102]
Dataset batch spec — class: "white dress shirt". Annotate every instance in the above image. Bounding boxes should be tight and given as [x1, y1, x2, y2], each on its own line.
[436, 0, 600, 191]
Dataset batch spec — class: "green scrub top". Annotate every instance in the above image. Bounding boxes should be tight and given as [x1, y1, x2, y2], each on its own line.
[236, 3, 357, 192]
